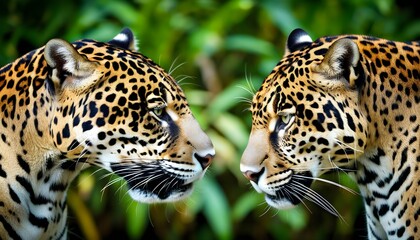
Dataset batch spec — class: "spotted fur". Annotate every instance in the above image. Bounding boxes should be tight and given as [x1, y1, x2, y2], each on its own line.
[0, 28, 214, 239]
[241, 29, 420, 239]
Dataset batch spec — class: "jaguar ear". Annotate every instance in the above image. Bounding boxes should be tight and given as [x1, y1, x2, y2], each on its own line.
[285, 28, 313, 55]
[44, 39, 98, 90]
[108, 27, 138, 52]
[312, 38, 360, 82]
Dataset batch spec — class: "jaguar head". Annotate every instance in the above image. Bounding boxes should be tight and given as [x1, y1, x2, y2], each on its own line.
[240, 29, 367, 210]
[45, 28, 215, 202]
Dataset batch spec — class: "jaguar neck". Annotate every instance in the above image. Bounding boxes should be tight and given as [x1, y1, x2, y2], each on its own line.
[0, 50, 83, 238]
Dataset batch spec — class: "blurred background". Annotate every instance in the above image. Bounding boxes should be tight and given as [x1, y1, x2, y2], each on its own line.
[1, 0, 419, 239]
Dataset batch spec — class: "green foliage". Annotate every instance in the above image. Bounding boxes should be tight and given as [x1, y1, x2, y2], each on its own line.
[1, 0, 417, 239]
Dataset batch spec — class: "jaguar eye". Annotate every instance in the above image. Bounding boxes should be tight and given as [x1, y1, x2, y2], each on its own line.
[281, 114, 292, 124]
[153, 107, 164, 117]
[149, 105, 167, 120]
[276, 114, 295, 132]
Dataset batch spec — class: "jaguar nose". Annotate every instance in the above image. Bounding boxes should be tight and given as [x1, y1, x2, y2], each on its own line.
[242, 169, 264, 183]
[194, 153, 214, 169]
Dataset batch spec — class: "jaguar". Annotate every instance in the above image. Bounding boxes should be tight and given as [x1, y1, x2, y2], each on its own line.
[0, 28, 214, 239]
[241, 29, 420, 239]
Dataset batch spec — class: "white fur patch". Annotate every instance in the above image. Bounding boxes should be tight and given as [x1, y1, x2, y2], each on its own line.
[112, 33, 129, 42]
[56, 46, 76, 72]
[296, 34, 312, 44]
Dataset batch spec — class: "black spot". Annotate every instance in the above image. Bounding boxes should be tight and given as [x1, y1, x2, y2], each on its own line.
[397, 226, 405, 237]
[116, 82, 127, 93]
[82, 121, 93, 132]
[100, 104, 109, 117]
[317, 137, 329, 146]
[112, 61, 119, 71]
[73, 115, 80, 126]
[395, 115, 404, 122]
[378, 204, 389, 216]
[296, 92, 304, 101]
[312, 120, 325, 132]
[98, 132, 106, 140]
[314, 48, 328, 56]
[108, 138, 117, 146]
[56, 133, 62, 145]
[106, 94, 116, 103]
[17, 155, 30, 174]
[304, 109, 313, 120]
[0, 215, 22, 240]
[120, 61, 128, 71]
[29, 213, 49, 231]
[50, 182, 67, 192]
[334, 148, 354, 155]
[8, 185, 21, 204]
[358, 167, 378, 185]
[0, 165, 6, 178]
[327, 123, 335, 131]
[80, 47, 94, 54]
[60, 161, 77, 171]
[316, 113, 325, 123]
[68, 140, 80, 151]
[95, 92, 103, 100]
[62, 124, 70, 138]
[89, 101, 98, 117]
[97, 144, 107, 150]
[96, 118, 105, 127]
[118, 96, 127, 107]
[346, 113, 356, 131]
[343, 136, 355, 143]
[46, 157, 54, 170]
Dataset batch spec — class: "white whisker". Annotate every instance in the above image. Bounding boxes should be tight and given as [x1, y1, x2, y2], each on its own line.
[259, 203, 272, 217]
[291, 182, 344, 221]
[293, 175, 359, 195]
[168, 56, 185, 75]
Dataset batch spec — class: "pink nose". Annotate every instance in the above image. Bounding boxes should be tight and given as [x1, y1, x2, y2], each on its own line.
[242, 169, 263, 183]
[194, 153, 214, 169]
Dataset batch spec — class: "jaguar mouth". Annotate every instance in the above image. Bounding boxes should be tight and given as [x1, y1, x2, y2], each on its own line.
[265, 171, 313, 208]
[110, 162, 194, 202]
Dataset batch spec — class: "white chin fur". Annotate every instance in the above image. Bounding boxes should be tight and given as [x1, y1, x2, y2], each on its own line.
[265, 196, 296, 209]
[250, 181, 263, 193]
[127, 188, 193, 203]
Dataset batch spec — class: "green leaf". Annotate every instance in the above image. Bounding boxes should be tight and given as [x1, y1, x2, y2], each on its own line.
[185, 89, 212, 107]
[124, 199, 148, 239]
[232, 191, 264, 221]
[277, 207, 308, 230]
[201, 177, 232, 240]
[225, 35, 278, 56]
[261, 0, 302, 34]
[207, 79, 255, 120]
[213, 113, 249, 150]
[105, 1, 138, 25]
[207, 130, 237, 171]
